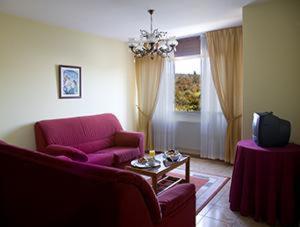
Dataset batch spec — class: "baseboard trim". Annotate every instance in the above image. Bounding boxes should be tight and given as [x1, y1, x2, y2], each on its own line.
[176, 147, 200, 158]
[177, 147, 232, 165]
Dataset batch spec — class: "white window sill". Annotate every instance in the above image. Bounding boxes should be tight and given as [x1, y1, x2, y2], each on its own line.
[174, 111, 200, 123]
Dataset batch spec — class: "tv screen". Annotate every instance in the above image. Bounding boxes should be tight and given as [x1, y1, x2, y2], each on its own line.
[252, 112, 291, 147]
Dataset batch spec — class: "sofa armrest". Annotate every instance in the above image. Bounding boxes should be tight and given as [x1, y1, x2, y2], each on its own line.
[158, 183, 196, 217]
[45, 144, 88, 162]
[114, 131, 144, 156]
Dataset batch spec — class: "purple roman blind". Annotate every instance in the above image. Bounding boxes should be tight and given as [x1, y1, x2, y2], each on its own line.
[175, 36, 200, 57]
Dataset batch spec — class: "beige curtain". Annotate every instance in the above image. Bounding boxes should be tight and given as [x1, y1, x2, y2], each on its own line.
[135, 55, 163, 149]
[206, 27, 243, 164]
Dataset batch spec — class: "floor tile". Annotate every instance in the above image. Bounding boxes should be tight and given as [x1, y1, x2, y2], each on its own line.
[205, 205, 238, 224]
[234, 215, 271, 227]
[197, 216, 231, 227]
[196, 214, 204, 223]
[214, 193, 230, 208]
[198, 203, 213, 216]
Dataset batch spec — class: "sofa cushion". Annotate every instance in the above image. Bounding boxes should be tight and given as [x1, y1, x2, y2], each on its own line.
[87, 152, 114, 166]
[99, 146, 140, 164]
[73, 137, 114, 154]
[114, 148, 141, 164]
[45, 145, 88, 162]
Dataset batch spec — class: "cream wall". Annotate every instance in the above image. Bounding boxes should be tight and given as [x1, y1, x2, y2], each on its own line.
[0, 13, 136, 149]
[243, 0, 300, 143]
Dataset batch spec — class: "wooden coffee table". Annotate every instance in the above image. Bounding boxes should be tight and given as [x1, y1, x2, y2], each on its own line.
[125, 153, 190, 194]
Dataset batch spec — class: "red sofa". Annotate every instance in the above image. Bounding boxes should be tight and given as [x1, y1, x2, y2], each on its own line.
[35, 114, 144, 167]
[0, 141, 196, 227]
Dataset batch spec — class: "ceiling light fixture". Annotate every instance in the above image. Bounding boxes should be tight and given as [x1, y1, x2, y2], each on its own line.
[128, 9, 178, 59]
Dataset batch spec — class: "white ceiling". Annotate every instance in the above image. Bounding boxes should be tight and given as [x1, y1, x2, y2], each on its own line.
[0, 0, 262, 41]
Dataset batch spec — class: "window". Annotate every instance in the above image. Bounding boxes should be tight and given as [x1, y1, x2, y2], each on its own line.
[175, 56, 201, 112]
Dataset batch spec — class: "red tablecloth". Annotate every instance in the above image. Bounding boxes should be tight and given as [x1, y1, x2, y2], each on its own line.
[229, 140, 300, 226]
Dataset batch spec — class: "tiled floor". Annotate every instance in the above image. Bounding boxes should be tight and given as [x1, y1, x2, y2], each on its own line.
[187, 157, 275, 227]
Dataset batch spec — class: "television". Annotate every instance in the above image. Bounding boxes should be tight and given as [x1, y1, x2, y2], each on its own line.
[252, 112, 291, 147]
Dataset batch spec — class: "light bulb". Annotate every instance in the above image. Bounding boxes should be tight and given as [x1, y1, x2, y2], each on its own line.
[128, 38, 138, 48]
[158, 40, 167, 49]
[168, 37, 178, 46]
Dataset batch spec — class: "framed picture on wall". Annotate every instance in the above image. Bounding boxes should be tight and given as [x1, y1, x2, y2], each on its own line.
[59, 65, 81, 98]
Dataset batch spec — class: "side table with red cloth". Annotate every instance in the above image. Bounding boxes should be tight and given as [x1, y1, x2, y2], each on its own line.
[229, 140, 300, 226]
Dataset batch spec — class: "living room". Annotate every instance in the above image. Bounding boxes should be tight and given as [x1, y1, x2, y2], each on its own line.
[0, 0, 299, 227]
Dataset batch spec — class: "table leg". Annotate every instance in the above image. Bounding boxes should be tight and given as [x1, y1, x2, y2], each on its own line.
[152, 175, 158, 193]
[185, 157, 190, 183]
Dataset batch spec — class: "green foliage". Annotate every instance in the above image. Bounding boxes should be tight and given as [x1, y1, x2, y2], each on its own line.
[175, 72, 201, 112]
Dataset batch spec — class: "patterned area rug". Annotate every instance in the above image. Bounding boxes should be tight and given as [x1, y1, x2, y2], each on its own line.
[146, 169, 230, 214]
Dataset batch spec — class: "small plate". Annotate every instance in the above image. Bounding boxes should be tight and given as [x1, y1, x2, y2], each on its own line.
[131, 159, 161, 169]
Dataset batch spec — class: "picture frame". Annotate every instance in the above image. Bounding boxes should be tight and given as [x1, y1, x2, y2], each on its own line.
[59, 65, 81, 99]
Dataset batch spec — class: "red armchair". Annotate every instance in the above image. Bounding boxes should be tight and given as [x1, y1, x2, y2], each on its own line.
[35, 113, 144, 167]
[0, 142, 196, 227]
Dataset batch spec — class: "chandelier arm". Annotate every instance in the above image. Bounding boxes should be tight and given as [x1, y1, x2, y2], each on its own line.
[166, 45, 176, 53]
[144, 47, 153, 56]
[158, 45, 175, 55]
[130, 47, 146, 56]
[130, 47, 139, 54]
[149, 42, 156, 52]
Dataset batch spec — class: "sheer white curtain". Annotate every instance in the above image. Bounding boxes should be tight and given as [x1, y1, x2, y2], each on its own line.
[152, 58, 176, 150]
[200, 34, 227, 160]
